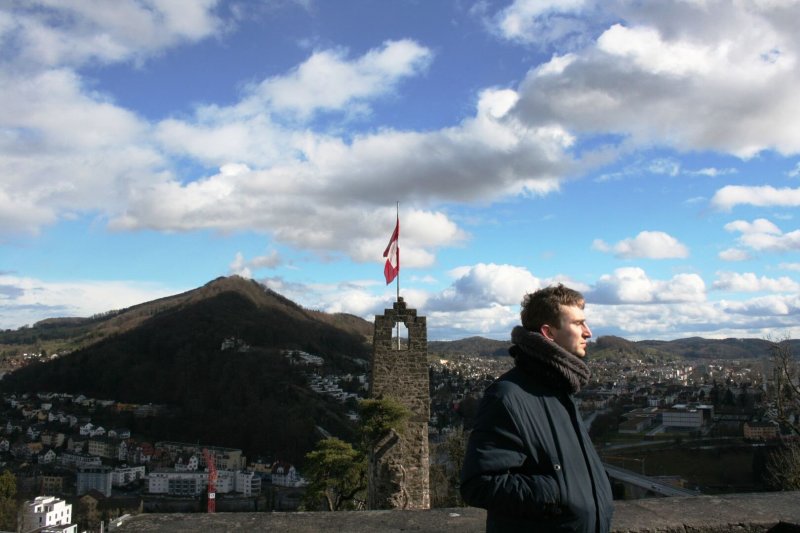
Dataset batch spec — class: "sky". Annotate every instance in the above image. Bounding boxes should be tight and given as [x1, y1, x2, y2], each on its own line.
[2, 0, 800, 342]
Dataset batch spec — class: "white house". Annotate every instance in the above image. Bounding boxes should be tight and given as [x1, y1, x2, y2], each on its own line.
[112, 465, 146, 487]
[271, 462, 306, 487]
[108, 427, 131, 439]
[26, 424, 42, 440]
[235, 470, 262, 497]
[38, 449, 57, 465]
[20, 496, 77, 533]
[174, 454, 200, 471]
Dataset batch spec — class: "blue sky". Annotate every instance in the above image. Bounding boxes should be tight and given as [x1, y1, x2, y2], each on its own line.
[2, 0, 800, 341]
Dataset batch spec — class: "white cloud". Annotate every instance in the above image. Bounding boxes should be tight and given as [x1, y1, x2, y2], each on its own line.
[492, 0, 592, 46]
[0, 274, 184, 330]
[254, 264, 800, 341]
[647, 158, 680, 176]
[257, 40, 433, 119]
[596, 24, 716, 77]
[228, 265, 800, 341]
[588, 267, 706, 304]
[427, 305, 521, 340]
[718, 248, 752, 262]
[713, 271, 800, 293]
[721, 294, 800, 318]
[0, 69, 162, 235]
[113, 84, 572, 262]
[711, 185, 800, 210]
[229, 250, 282, 279]
[779, 262, 800, 271]
[229, 252, 251, 279]
[2, 1, 224, 68]
[8, 22, 569, 265]
[593, 231, 689, 259]
[427, 263, 542, 312]
[688, 167, 737, 177]
[512, 1, 800, 158]
[724, 218, 800, 253]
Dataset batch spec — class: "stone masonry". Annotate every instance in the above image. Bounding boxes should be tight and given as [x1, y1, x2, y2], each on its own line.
[368, 297, 430, 510]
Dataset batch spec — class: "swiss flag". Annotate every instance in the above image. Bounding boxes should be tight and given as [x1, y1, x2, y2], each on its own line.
[383, 219, 399, 284]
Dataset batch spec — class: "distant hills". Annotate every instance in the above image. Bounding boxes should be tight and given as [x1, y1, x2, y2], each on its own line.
[2, 277, 796, 363]
[589, 335, 800, 361]
[429, 336, 510, 358]
[430, 333, 800, 361]
[1, 276, 797, 463]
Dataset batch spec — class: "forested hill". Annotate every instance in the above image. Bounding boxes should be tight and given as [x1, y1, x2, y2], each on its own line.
[0, 275, 373, 359]
[430, 334, 800, 360]
[0, 276, 372, 463]
[429, 336, 510, 358]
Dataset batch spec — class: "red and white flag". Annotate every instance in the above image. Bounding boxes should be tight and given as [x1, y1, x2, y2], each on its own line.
[383, 218, 399, 285]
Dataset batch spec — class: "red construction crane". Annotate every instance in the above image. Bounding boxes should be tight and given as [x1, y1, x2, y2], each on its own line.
[202, 448, 217, 513]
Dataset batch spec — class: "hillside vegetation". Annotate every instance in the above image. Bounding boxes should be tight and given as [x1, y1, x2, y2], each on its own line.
[0, 277, 372, 463]
[430, 333, 799, 361]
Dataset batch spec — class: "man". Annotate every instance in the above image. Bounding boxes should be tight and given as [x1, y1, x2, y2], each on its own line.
[460, 284, 613, 532]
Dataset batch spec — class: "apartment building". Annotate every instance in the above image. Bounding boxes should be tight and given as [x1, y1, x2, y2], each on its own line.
[20, 496, 77, 533]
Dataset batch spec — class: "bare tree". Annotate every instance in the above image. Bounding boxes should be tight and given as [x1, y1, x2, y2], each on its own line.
[766, 440, 800, 491]
[765, 338, 800, 491]
[768, 338, 800, 436]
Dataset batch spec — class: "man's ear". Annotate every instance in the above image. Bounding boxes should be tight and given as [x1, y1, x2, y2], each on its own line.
[540, 324, 556, 341]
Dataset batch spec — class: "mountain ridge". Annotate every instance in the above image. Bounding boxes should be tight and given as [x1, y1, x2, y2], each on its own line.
[0, 277, 373, 463]
[0, 276, 372, 360]
[2, 276, 798, 364]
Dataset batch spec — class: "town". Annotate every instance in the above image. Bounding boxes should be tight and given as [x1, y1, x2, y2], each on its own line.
[2, 343, 796, 531]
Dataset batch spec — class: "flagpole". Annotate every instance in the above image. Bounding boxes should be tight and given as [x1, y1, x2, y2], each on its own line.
[395, 201, 400, 350]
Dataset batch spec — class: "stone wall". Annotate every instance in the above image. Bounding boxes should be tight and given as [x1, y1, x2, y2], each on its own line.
[112, 492, 800, 532]
[368, 297, 430, 510]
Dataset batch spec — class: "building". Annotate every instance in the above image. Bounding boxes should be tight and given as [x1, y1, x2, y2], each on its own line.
[77, 466, 113, 497]
[41, 430, 66, 448]
[235, 470, 262, 497]
[744, 421, 780, 440]
[147, 468, 260, 497]
[40, 475, 66, 495]
[58, 450, 102, 469]
[148, 469, 209, 497]
[87, 436, 118, 459]
[112, 465, 147, 486]
[20, 496, 77, 533]
[155, 442, 246, 471]
[76, 491, 143, 532]
[270, 462, 305, 488]
[662, 404, 713, 429]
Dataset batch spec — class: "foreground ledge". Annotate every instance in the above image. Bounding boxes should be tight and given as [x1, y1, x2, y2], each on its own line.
[113, 492, 800, 532]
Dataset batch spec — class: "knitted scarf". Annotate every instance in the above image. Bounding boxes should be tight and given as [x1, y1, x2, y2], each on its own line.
[510, 325, 591, 394]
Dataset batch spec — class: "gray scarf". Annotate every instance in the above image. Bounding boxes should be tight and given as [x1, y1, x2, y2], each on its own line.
[510, 325, 591, 394]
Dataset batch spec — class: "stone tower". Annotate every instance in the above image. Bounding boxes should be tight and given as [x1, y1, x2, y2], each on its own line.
[368, 297, 430, 509]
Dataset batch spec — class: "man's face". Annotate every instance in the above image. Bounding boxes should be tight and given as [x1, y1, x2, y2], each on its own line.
[543, 304, 592, 358]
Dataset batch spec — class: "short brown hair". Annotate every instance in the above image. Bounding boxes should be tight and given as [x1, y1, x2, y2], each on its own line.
[520, 284, 585, 332]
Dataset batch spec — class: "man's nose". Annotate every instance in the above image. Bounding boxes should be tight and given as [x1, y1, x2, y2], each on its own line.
[582, 324, 592, 338]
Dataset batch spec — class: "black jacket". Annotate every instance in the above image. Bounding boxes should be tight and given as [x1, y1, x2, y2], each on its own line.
[460, 356, 614, 532]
